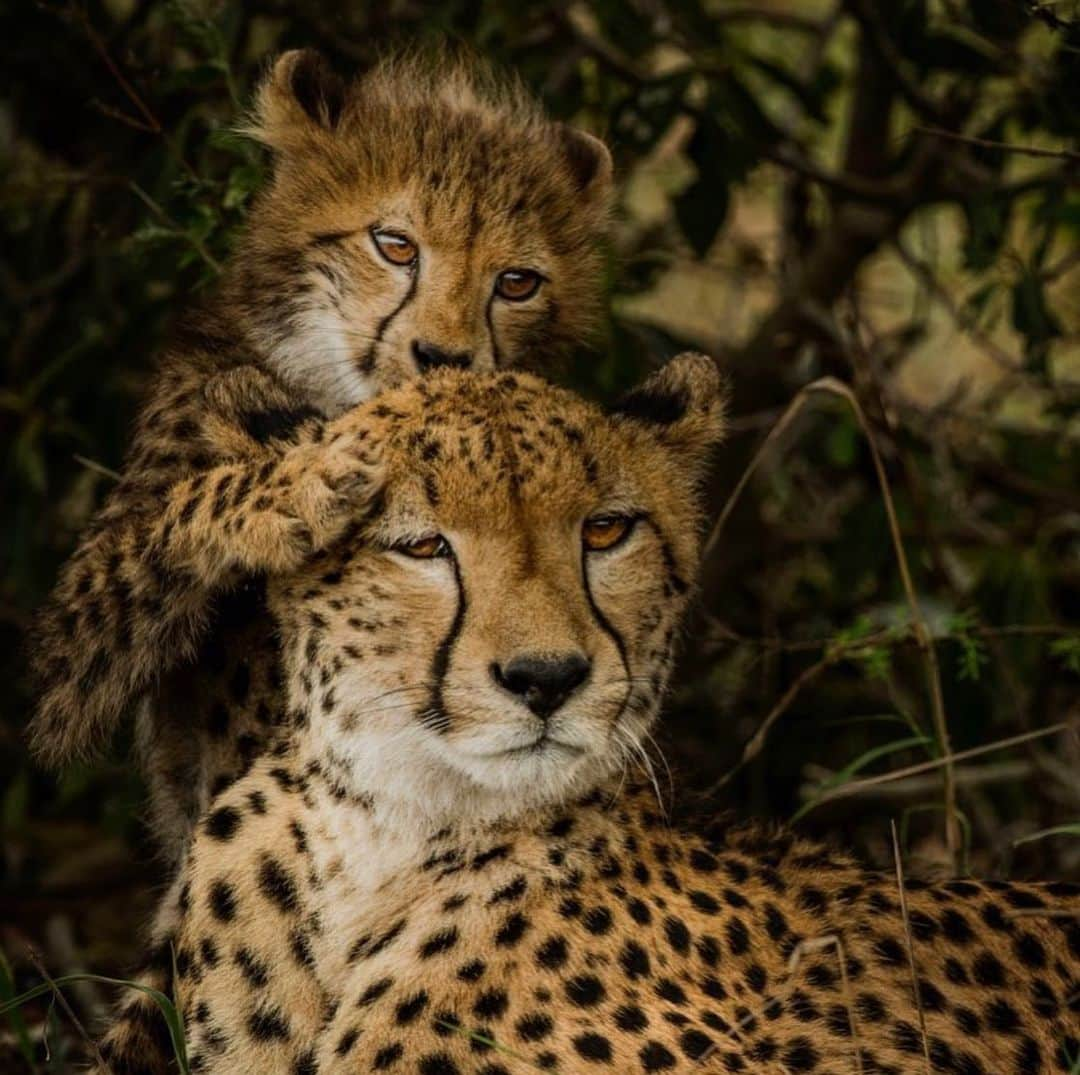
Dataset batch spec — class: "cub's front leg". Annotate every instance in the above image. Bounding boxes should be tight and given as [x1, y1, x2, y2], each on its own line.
[28, 362, 383, 767]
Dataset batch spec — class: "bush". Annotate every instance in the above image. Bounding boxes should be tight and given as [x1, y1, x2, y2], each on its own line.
[2, 2, 1078, 1066]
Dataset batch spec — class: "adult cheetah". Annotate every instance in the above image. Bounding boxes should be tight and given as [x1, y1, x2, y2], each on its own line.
[100, 357, 1078, 1074]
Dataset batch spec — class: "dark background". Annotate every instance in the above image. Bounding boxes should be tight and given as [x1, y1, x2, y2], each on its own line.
[2, 1, 1078, 1067]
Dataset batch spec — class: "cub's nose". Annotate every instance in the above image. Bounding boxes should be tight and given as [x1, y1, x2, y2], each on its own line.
[492, 653, 592, 719]
[412, 340, 472, 372]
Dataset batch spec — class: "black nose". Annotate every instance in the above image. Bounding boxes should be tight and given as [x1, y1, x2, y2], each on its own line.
[492, 653, 592, 719]
[412, 340, 472, 372]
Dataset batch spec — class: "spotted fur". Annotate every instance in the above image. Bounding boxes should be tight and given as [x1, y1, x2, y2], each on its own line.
[96, 362, 1078, 1074]
[27, 47, 613, 865]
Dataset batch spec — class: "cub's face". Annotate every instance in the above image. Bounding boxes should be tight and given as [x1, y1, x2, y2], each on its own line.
[235, 51, 613, 415]
[271, 356, 725, 820]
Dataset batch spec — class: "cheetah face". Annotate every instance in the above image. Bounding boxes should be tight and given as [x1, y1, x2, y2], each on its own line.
[272, 355, 726, 821]
[238, 50, 612, 415]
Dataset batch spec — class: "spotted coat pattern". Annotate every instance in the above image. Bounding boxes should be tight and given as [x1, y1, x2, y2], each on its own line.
[92, 366, 1078, 1075]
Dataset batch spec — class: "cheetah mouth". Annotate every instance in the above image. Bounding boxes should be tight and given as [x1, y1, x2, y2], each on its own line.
[472, 736, 586, 760]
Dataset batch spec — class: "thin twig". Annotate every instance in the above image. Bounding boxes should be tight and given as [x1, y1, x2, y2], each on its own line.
[71, 3, 200, 181]
[892, 237, 1021, 375]
[128, 183, 223, 275]
[821, 380, 960, 863]
[890, 823, 932, 1075]
[73, 454, 122, 482]
[703, 377, 961, 863]
[911, 125, 1080, 163]
[711, 6, 826, 32]
[706, 649, 840, 794]
[697, 934, 850, 1063]
[702, 384, 815, 562]
[26, 947, 112, 1074]
[706, 621, 1075, 656]
[762, 144, 904, 204]
[72, 4, 160, 132]
[846, 0, 949, 123]
[90, 99, 158, 134]
[805, 718, 1076, 808]
[1004, 908, 1080, 921]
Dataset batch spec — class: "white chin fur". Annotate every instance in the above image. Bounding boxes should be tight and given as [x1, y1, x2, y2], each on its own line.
[265, 306, 374, 416]
[316, 720, 617, 828]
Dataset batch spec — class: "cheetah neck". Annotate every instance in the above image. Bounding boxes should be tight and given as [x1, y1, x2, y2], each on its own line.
[216, 266, 374, 417]
[296, 754, 634, 992]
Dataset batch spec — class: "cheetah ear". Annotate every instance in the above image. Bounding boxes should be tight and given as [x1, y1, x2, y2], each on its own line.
[610, 352, 728, 465]
[246, 49, 347, 151]
[558, 126, 613, 203]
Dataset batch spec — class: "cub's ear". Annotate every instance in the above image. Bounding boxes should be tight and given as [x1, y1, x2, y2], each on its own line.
[558, 126, 614, 204]
[246, 49, 347, 151]
[610, 352, 728, 465]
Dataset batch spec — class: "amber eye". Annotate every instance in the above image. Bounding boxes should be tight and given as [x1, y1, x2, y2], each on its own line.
[372, 229, 418, 267]
[495, 269, 543, 302]
[395, 534, 450, 559]
[583, 515, 635, 552]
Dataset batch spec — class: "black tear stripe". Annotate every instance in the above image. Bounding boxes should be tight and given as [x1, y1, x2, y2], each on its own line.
[425, 553, 467, 735]
[642, 518, 689, 596]
[485, 292, 503, 369]
[362, 270, 419, 374]
[240, 404, 322, 445]
[581, 554, 631, 701]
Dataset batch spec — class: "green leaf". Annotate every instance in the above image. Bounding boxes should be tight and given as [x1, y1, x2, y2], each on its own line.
[1011, 268, 1062, 364]
[0, 973, 189, 1073]
[962, 193, 1011, 271]
[675, 176, 729, 259]
[675, 114, 733, 258]
[223, 164, 262, 210]
[825, 420, 857, 467]
[1013, 823, 1080, 847]
[2, 768, 29, 829]
[0, 950, 35, 1064]
[1050, 637, 1080, 676]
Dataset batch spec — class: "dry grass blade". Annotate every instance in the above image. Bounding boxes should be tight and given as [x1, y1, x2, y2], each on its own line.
[73, 454, 122, 482]
[1003, 908, 1080, 922]
[706, 650, 837, 793]
[806, 718, 1075, 808]
[697, 933, 863, 1069]
[890, 822, 931, 1075]
[26, 947, 112, 1074]
[435, 1020, 542, 1068]
[703, 377, 960, 864]
[702, 385, 815, 563]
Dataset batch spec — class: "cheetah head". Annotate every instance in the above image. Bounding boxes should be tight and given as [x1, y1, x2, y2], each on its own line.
[234, 48, 612, 415]
[271, 354, 725, 822]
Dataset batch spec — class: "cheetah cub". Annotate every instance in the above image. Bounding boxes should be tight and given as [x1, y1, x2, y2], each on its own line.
[107, 358, 1077, 1074]
[28, 48, 612, 860]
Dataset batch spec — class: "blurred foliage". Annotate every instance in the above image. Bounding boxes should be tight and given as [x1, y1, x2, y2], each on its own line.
[2, 0, 1080, 1066]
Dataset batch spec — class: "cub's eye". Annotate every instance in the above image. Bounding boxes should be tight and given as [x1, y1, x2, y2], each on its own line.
[395, 534, 450, 559]
[372, 229, 418, 267]
[583, 515, 636, 552]
[495, 269, 543, 302]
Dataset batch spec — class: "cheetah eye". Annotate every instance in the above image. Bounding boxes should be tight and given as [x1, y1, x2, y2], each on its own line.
[583, 515, 637, 552]
[495, 269, 543, 302]
[372, 228, 418, 267]
[394, 534, 450, 559]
